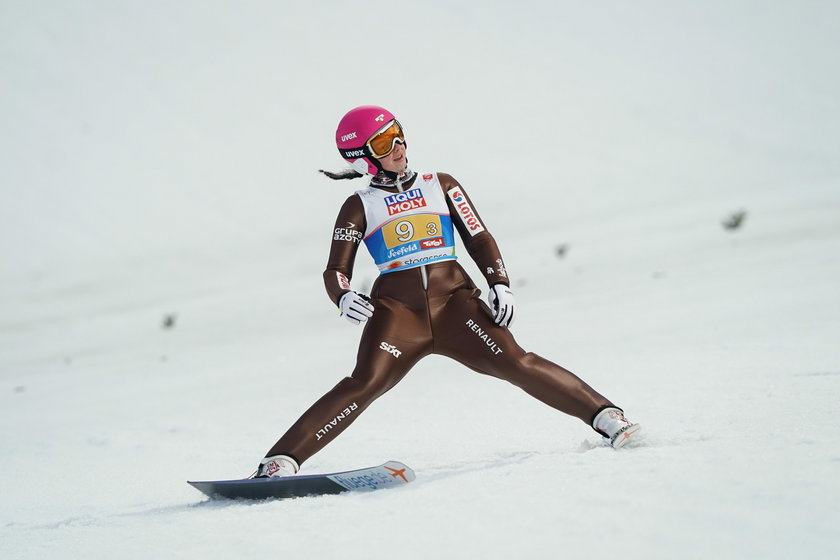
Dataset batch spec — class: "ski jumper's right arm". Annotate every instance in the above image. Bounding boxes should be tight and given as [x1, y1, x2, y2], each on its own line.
[323, 194, 367, 305]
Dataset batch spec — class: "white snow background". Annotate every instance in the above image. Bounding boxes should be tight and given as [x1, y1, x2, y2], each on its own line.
[2, 1, 839, 558]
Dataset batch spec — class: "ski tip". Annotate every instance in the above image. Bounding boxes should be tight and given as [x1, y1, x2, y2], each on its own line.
[381, 461, 416, 483]
[611, 424, 643, 449]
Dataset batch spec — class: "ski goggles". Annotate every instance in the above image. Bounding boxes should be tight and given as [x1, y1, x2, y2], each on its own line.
[367, 119, 405, 158]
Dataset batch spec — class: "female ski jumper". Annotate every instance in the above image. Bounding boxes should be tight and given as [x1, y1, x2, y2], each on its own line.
[254, 106, 639, 478]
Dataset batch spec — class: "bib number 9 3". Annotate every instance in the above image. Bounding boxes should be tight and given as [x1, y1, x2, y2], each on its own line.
[384, 215, 442, 247]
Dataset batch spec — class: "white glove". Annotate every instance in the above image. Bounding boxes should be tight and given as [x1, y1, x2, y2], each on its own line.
[339, 291, 374, 326]
[487, 283, 515, 327]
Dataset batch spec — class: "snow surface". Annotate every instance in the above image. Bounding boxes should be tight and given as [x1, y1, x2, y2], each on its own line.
[2, 1, 839, 558]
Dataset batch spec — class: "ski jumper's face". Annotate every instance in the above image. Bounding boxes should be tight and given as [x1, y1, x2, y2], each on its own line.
[376, 140, 407, 173]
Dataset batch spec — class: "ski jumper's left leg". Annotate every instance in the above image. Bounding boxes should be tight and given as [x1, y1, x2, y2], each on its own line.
[432, 272, 614, 425]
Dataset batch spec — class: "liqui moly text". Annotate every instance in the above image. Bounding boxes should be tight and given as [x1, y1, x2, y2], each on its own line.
[384, 188, 426, 216]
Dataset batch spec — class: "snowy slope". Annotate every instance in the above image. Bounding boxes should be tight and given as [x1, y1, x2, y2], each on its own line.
[2, 2, 839, 559]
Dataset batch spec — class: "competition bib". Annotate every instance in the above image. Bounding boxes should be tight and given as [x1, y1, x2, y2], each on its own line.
[356, 173, 457, 273]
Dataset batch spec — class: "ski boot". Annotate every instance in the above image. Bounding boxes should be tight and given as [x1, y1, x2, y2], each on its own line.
[593, 407, 642, 448]
[252, 454, 300, 478]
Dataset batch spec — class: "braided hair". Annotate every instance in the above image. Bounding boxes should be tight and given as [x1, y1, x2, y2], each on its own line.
[319, 168, 364, 181]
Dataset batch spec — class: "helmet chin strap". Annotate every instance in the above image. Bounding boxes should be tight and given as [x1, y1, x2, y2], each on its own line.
[370, 166, 414, 188]
[396, 173, 403, 193]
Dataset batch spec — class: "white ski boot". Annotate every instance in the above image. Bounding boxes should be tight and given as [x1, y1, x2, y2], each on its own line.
[593, 407, 642, 448]
[253, 454, 300, 478]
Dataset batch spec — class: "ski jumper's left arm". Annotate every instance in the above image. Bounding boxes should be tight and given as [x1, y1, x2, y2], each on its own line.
[322, 194, 367, 305]
[438, 172, 510, 287]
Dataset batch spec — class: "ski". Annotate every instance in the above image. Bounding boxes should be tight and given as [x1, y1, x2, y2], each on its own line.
[188, 460, 414, 501]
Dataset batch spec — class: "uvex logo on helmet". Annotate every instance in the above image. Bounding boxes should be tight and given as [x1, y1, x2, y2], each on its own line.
[342, 148, 367, 158]
[335, 105, 399, 176]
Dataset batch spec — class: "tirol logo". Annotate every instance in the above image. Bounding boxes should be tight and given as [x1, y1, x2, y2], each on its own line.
[423, 173, 433, 181]
[447, 188, 485, 236]
[384, 188, 426, 216]
[340, 131, 357, 142]
[420, 237, 444, 249]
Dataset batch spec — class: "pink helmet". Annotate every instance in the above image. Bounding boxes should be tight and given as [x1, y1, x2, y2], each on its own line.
[335, 105, 400, 175]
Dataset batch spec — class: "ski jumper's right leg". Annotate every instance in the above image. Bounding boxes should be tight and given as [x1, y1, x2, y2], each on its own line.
[264, 293, 432, 466]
